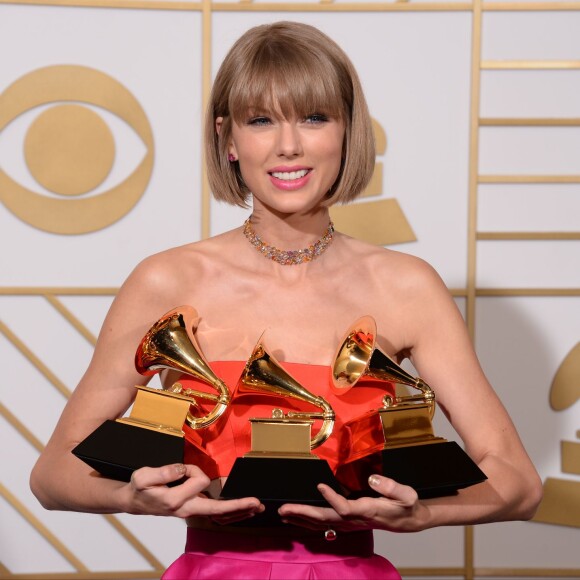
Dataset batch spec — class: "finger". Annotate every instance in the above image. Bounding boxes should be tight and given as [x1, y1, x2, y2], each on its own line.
[183, 496, 264, 518]
[368, 474, 418, 505]
[211, 509, 262, 525]
[131, 464, 196, 490]
[278, 502, 338, 523]
[316, 484, 354, 517]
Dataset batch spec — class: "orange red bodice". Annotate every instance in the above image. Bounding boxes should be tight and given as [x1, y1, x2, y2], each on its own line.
[179, 360, 395, 480]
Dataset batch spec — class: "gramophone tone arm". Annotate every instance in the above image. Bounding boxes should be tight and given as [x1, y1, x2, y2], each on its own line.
[167, 382, 220, 403]
[287, 399, 335, 450]
[382, 378, 436, 417]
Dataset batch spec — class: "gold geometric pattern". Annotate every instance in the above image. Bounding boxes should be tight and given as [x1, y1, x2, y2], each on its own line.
[0, 293, 164, 579]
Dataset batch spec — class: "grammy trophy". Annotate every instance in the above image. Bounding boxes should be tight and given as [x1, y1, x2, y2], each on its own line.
[72, 306, 231, 482]
[332, 316, 486, 498]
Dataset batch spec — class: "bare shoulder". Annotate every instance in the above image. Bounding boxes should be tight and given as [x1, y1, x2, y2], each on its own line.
[338, 234, 448, 300]
[119, 231, 237, 311]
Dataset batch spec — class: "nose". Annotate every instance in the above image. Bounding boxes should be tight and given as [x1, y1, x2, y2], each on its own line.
[276, 122, 303, 158]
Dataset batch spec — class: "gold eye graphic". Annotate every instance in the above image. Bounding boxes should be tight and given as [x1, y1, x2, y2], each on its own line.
[0, 65, 154, 235]
[330, 118, 416, 246]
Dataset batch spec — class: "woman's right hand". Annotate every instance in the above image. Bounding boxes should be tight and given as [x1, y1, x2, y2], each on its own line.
[123, 463, 264, 522]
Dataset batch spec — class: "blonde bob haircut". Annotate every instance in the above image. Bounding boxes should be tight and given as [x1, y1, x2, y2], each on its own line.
[205, 21, 375, 207]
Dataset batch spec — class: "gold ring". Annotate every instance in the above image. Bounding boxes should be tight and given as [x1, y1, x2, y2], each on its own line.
[324, 529, 337, 541]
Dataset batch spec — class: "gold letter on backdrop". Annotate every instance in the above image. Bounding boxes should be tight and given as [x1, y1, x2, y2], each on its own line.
[534, 342, 580, 528]
[330, 118, 416, 246]
[0, 65, 154, 235]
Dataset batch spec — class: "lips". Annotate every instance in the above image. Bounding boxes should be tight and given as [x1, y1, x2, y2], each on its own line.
[269, 169, 310, 181]
[268, 168, 312, 191]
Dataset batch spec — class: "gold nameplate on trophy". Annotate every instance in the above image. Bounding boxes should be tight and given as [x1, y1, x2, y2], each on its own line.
[332, 315, 486, 498]
[72, 306, 231, 482]
[221, 335, 342, 519]
[247, 409, 316, 459]
[117, 385, 194, 436]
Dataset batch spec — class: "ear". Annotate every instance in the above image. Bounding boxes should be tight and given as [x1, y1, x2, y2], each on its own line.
[215, 116, 238, 159]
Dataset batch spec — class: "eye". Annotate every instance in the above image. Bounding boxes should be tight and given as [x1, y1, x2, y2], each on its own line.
[247, 116, 272, 127]
[304, 113, 329, 125]
[0, 65, 154, 235]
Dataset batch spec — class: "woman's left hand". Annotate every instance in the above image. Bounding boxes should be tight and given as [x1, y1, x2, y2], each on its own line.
[278, 475, 430, 533]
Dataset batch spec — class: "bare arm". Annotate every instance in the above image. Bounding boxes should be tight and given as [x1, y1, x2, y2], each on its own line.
[30, 255, 262, 520]
[280, 258, 542, 532]
[403, 262, 542, 527]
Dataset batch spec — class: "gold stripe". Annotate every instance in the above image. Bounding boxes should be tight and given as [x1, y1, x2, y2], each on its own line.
[0, 288, 117, 295]
[0, 0, 473, 9]
[484, 1, 580, 10]
[0, 320, 71, 399]
[0, 402, 44, 452]
[477, 231, 580, 240]
[211, 2, 473, 11]
[14, 0, 575, 10]
[0, 0, 201, 8]
[201, 0, 211, 240]
[6, 569, 580, 580]
[396, 568, 466, 575]
[477, 288, 580, 296]
[0, 572, 162, 579]
[480, 118, 580, 126]
[0, 561, 10, 575]
[474, 568, 580, 577]
[466, 0, 482, 336]
[102, 516, 164, 570]
[0, 483, 89, 571]
[479, 175, 580, 184]
[481, 60, 580, 70]
[6, 286, 575, 307]
[464, 0, 482, 573]
[44, 295, 97, 347]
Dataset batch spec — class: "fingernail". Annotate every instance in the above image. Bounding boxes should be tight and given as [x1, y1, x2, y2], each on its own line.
[368, 475, 380, 487]
[175, 464, 186, 475]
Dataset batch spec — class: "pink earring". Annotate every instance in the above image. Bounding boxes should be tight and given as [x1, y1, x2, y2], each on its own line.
[228, 153, 236, 162]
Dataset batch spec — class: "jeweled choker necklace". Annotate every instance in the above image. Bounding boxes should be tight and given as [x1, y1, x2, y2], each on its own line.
[242, 218, 335, 266]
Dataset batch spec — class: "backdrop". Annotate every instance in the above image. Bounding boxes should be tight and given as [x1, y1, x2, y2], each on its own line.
[1, 1, 579, 578]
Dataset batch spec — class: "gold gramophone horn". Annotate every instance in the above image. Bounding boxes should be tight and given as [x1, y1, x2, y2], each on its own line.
[239, 336, 335, 450]
[332, 315, 435, 415]
[135, 306, 231, 430]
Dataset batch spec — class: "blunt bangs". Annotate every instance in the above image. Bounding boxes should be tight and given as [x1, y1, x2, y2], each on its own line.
[228, 49, 350, 125]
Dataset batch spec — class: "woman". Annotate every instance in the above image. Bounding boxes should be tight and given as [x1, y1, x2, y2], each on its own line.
[30, 21, 542, 579]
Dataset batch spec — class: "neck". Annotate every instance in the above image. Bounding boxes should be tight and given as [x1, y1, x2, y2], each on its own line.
[242, 207, 335, 269]
[248, 208, 332, 249]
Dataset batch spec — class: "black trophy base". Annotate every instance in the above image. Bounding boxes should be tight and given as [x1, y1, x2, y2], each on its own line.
[221, 456, 343, 526]
[338, 441, 487, 499]
[72, 420, 184, 482]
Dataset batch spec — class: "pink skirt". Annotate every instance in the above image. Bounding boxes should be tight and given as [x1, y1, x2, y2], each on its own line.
[162, 527, 401, 580]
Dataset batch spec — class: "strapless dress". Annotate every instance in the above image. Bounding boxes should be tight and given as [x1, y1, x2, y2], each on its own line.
[178, 361, 395, 478]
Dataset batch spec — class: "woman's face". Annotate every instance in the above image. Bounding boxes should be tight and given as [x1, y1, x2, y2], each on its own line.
[222, 109, 345, 216]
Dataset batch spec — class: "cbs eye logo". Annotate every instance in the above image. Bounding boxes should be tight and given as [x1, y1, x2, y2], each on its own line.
[0, 65, 154, 235]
